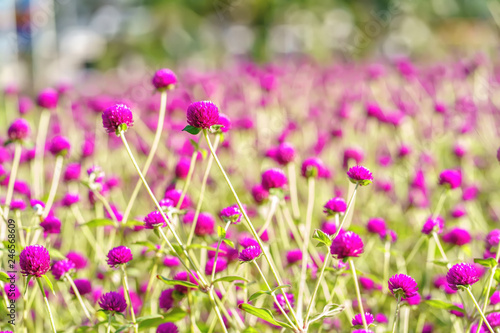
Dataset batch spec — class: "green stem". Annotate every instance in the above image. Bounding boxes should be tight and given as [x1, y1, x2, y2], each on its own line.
[304, 254, 330, 324]
[121, 90, 168, 224]
[43, 155, 64, 219]
[208, 289, 229, 333]
[383, 240, 391, 292]
[66, 274, 92, 320]
[391, 296, 401, 333]
[106, 314, 112, 333]
[33, 109, 51, 198]
[405, 235, 425, 264]
[432, 189, 448, 219]
[121, 266, 138, 333]
[203, 129, 299, 328]
[287, 162, 300, 220]
[176, 139, 200, 210]
[432, 232, 449, 266]
[257, 195, 279, 237]
[36, 277, 57, 333]
[211, 222, 231, 282]
[466, 287, 494, 333]
[332, 184, 359, 239]
[2, 143, 22, 222]
[477, 242, 500, 332]
[349, 259, 368, 330]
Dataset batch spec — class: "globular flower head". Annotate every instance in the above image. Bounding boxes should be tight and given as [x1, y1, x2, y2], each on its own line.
[156, 322, 179, 333]
[99, 291, 127, 312]
[51, 259, 75, 280]
[275, 142, 296, 165]
[449, 303, 465, 317]
[286, 249, 303, 265]
[366, 217, 387, 236]
[40, 216, 61, 237]
[219, 204, 242, 224]
[421, 216, 445, 235]
[61, 193, 80, 207]
[63, 163, 81, 182]
[152, 68, 177, 90]
[485, 313, 500, 329]
[330, 231, 364, 260]
[186, 101, 219, 129]
[238, 245, 262, 262]
[251, 184, 269, 204]
[67, 252, 88, 269]
[261, 168, 287, 191]
[106, 246, 133, 268]
[352, 312, 374, 327]
[217, 113, 231, 133]
[175, 158, 191, 179]
[36, 88, 58, 109]
[69, 279, 92, 296]
[20, 245, 51, 277]
[438, 169, 462, 189]
[301, 157, 329, 178]
[49, 135, 71, 157]
[323, 197, 347, 216]
[144, 210, 168, 229]
[446, 263, 480, 290]
[10, 199, 26, 211]
[164, 189, 191, 210]
[205, 257, 227, 275]
[195, 212, 215, 237]
[8, 119, 31, 142]
[388, 274, 418, 299]
[102, 104, 134, 135]
[159, 289, 176, 311]
[442, 228, 471, 246]
[347, 165, 373, 186]
[486, 230, 500, 252]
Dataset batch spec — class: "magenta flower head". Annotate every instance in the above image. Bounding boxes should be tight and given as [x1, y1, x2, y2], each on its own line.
[323, 197, 347, 216]
[7, 119, 31, 143]
[219, 204, 242, 224]
[51, 259, 75, 280]
[159, 289, 176, 311]
[347, 165, 373, 186]
[67, 252, 88, 269]
[251, 184, 269, 204]
[275, 142, 296, 165]
[421, 216, 445, 235]
[330, 231, 364, 260]
[442, 228, 471, 246]
[36, 88, 58, 109]
[239, 245, 262, 263]
[352, 312, 374, 327]
[157, 322, 179, 333]
[301, 157, 329, 178]
[40, 216, 61, 237]
[186, 101, 219, 129]
[107, 246, 133, 268]
[61, 193, 80, 207]
[205, 257, 227, 275]
[366, 217, 387, 236]
[49, 135, 71, 157]
[99, 291, 127, 313]
[69, 279, 92, 296]
[388, 274, 418, 299]
[152, 68, 177, 91]
[274, 293, 294, 314]
[438, 169, 462, 189]
[175, 158, 191, 179]
[64, 163, 81, 182]
[446, 263, 480, 290]
[173, 271, 199, 294]
[102, 104, 134, 135]
[164, 189, 191, 210]
[286, 249, 303, 265]
[261, 168, 287, 191]
[144, 210, 168, 229]
[217, 113, 232, 133]
[20, 245, 51, 277]
[195, 212, 215, 237]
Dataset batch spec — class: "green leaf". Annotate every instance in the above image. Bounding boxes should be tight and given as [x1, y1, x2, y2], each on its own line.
[138, 309, 187, 329]
[123, 220, 145, 228]
[425, 300, 465, 313]
[182, 125, 202, 135]
[157, 275, 198, 289]
[309, 303, 344, 324]
[494, 270, 500, 284]
[48, 248, 65, 260]
[42, 275, 55, 296]
[115, 324, 133, 333]
[162, 307, 188, 322]
[238, 303, 294, 330]
[212, 275, 249, 284]
[474, 258, 498, 268]
[242, 328, 259, 333]
[189, 139, 200, 151]
[217, 226, 226, 238]
[136, 314, 163, 323]
[0, 272, 10, 283]
[133, 241, 158, 252]
[223, 239, 235, 248]
[248, 284, 291, 302]
[430, 260, 449, 267]
[171, 244, 183, 256]
[82, 218, 115, 228]
[312, 229, 332, 248]
[186, 244, 215, 251]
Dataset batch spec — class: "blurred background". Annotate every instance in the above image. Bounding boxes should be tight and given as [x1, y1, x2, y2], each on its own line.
[0, 0, 499, 91]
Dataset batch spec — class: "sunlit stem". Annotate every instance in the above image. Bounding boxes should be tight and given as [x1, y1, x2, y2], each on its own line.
[203, 129, 299, 327]
[349, 259, 368, 330]
[186, 135, 220, 245]
[208, 290, 229, 333]
[287, 162, 300, 220]
[119, 131, 208, 286]
[33, 109, 51, 198]
[391, 295, 401, 333]
[431, 189, 448, 219]
[405, 235, 425, 264]
[477, 241, 500, 332]
[466, 287, 494, 333]
[43, 155, 64, 219]
[211, 222, 231, 282]
[66, 274, 92, 320]
[383, 240, 391, 292]
[257, 195, 279, 237]
[121, 90, 168, 224]
[36, 277, 57, 333]
[432, 232, 449, 266]
[106, 314, 112, 333]
[304, 254, 331, 324]
[121, 266, 138, 333]
[2, 143, 22, 222]
[333, 184, 359, 238]
[177, 140, 200, 210]
[297, 177, 315, 318]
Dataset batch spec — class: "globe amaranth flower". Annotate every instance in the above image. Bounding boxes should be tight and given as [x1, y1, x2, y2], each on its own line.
[352, 330, 373, 333]
[375, 313, 388, 323]
[102, 104, 134, 135]
[67, 252, 88, 269]
[330, 231, 364, 260]
[286, 249, 303, 265]
[64, 163, 81, 182]
[446, 263, 480, 290]
[219, 204, 242, 224]
[449, 303, 464, 317]
[347, 165, 373, 186]
[40, 216, 61, 237]
[20, 245, 51, 277]
[421, 216, 444, 235]
[175, 158, 191, 179]
[159, 289, 177, 311]
[261, 168, 287, 190]
[49, 135, 71, 157]
[186, 101, 219, 129]
[484, 313, 500, 329]
[69, 279, 92, 296]
[152, 68, 177, 90]
[99, 291, 127, 312]
[438, 169, 462, 189]
[239, 237, 259, 249]
[403, 292, 421, 305]
[238, 245, 262, 262]
[388, 274, 418, 299]
[217, 113, 231, 133]
[442, 228, 471, 246]
[301, 157, 329, 178]
[352, 312, 374, 327]
[323, 197, 347, 216]
[204, 257, 227, 275]
[173, 271, 199, 294]
[157, 322, 179, 333]
[61, 193, 80, 207]
[251, 184, 269, 204]
[275, 142, 296, 165]
[144, 210, 168, 229]
[51, 259, 76, 280]
[8, 118, 30, 142]
[194, 212, 215, 237]
[37, 88, 58, 109]
[366, 217, 387, 236]
[107, 246, 133, 268]
[164, 189, 191, 210]
[274, 293, 294, 314]
[10, 199, 26, 211]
